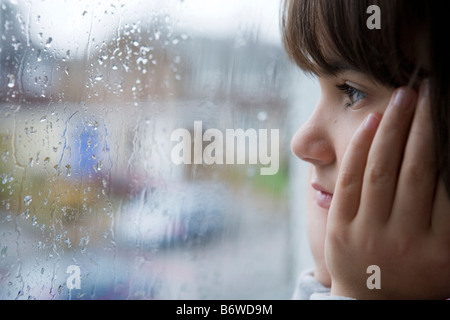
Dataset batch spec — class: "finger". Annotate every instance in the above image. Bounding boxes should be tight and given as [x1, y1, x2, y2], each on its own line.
[358, 87, 417, 226]
[391, 80, 438, 232]
[329, 112, 381, 224]
[431, 178, 450, 237]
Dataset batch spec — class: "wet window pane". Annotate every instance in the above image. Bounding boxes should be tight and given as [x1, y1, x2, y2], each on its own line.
[0, 0, 316, 299]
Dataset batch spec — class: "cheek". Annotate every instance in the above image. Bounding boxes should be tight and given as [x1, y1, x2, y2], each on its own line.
[334, 94, 392, 165]
[334, 88, 393, 163]
[305, 168, 328, 246]
[332, 119, 360, 169]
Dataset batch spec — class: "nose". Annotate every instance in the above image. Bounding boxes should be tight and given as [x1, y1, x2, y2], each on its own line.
[291, 107, 336, 166]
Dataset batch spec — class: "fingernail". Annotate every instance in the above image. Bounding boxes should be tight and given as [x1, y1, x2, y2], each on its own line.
[393, 87, 414, 108]
[363, 113, 379, 131]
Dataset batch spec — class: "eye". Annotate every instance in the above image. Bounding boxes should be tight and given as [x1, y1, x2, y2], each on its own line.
[336, 83, 368, 108]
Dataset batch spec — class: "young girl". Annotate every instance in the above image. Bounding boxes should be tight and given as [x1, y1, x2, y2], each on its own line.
[282, 0, 450, 299]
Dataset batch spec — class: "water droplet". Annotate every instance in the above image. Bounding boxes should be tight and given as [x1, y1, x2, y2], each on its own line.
[7, 74, 15, 88]
[45, 37, 52, 48]
[136, 57, 148, 65]
[87, 120, 99, 130]
[1, 246, 7, 258]
[24, 195, 32, 206]
[2, 150, 9, 163]
[97, 54, 107, 65]
[65, 164, 71, 176]
[36, 49, 42, 62]
[154, 29, 161, 40]
[43, 156, 50, 164]
[94, 160, 102, 172]
[32, 215, 37, 226]
[257, 111, 267, 122]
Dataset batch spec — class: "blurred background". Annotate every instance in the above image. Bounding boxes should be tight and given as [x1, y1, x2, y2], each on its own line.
[0, 0, 319, 299]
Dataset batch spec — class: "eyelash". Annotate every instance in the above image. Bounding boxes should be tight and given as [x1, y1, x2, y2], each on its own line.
[336, 83, 368, 109]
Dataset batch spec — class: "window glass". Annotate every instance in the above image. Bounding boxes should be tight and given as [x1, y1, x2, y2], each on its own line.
[0, 0, 315, 299]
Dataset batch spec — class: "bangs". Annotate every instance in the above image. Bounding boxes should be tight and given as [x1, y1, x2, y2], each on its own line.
[281, 0, 430, 88]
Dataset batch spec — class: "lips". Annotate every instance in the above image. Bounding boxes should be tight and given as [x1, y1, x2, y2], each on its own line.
[311, 183, 333, 209]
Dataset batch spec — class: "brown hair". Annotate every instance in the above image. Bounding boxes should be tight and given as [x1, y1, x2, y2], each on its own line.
[282, 0, 450, 196]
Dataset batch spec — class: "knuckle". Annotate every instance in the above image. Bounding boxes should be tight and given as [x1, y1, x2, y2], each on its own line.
[404, 162, 427, 183]
[338, 167, 358, 188]
[366, 163, 391, 185]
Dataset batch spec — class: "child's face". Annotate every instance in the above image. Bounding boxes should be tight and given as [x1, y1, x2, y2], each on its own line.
[291, 70, 394, 284]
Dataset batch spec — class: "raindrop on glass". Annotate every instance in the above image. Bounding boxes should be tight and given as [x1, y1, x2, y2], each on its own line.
[7, 74, 15, 88]
[257, 111, 267, 122]
[65, 164, 71, 176]
[45, 37, 53, 48]
[1, 246, 7, 258]
[23, 195, 32, 206]
[154, 29, 161, 40]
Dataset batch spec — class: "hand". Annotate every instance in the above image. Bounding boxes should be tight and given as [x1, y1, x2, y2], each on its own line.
[326, 81, 450, 299]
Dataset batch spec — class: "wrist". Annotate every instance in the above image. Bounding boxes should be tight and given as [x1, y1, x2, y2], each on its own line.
[313, 268, 331, 288]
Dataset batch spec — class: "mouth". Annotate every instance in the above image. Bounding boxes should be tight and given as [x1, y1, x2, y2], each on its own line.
[311, 183, 333, 210]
